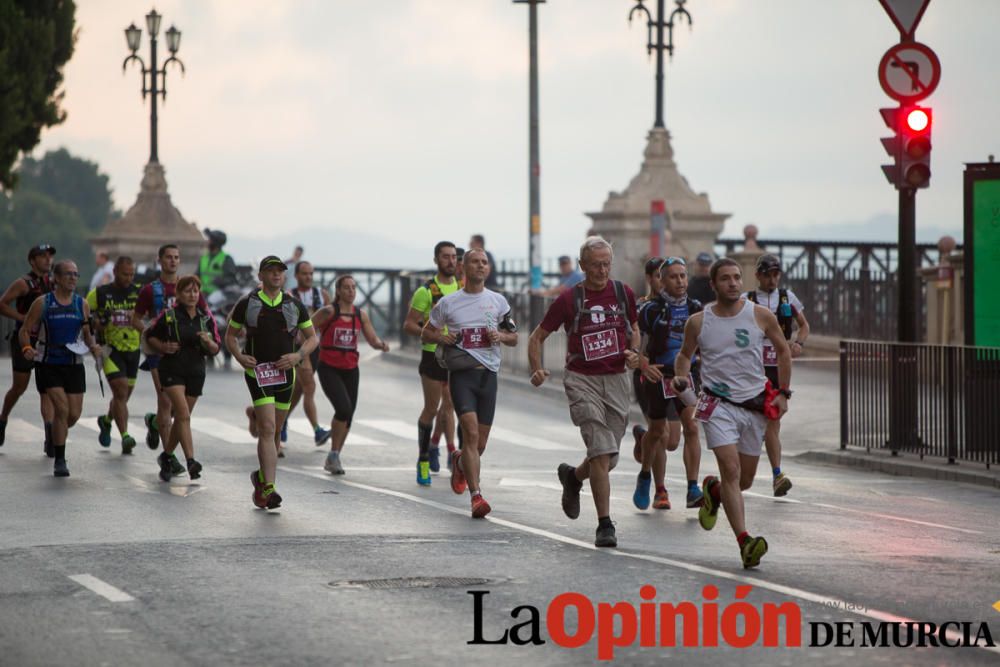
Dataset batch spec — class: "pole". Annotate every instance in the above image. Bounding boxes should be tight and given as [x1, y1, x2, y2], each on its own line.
[654, 0, 665, 128]
[527, 0, 543, 330]
[149, 29, 159, 163]
[898, 188, 917, 342]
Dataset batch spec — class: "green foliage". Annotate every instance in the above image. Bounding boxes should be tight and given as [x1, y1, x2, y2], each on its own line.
[0, 0, 76, 190]
[0, 149, 117, 289]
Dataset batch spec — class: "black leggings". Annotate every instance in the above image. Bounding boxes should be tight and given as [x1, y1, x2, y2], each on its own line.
[318, 363, 360, 426]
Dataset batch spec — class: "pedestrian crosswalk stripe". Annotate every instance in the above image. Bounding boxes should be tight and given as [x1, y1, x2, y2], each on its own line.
[6, 417, 44, 439]
[355, 418, 574, 451]
[190, 417, 255, 444]
[77, 417, 141, 438]
[354, 419, 414, 441]
[286, 418, 384, 446]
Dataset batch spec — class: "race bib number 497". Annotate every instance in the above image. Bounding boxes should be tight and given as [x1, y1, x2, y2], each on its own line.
[581, 329, 619, 362]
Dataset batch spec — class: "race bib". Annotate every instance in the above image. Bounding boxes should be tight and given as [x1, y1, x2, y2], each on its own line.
[111, 311, 131, 327]
[254, 362, 287, 388]
[462, 327, 491, 350]
[662, 375, 693, 399]
[694, 393, 720, 422]
[333, 327, 357, 350]
[763, 345, 777, 366]
[581, 329, 619, 362]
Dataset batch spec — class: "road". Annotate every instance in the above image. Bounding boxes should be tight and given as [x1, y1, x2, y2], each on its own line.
[0, 350, 998, 665]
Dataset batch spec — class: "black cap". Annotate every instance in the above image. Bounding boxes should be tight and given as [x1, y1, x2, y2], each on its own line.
[755, 253, 782, 274]
[28, 244, 56, 260]
[644, 256, 665, 275]
[696, 252, 714, 265]
[258, 255, 287, 271]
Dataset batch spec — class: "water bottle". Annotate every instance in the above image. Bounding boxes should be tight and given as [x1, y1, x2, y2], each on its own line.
[673, 378, 698, 407]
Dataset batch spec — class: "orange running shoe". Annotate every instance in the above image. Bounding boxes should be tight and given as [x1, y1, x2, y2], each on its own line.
[652, 489, 671, 510]
[471, 494, 491, 519]
[450, 450, 467, 495]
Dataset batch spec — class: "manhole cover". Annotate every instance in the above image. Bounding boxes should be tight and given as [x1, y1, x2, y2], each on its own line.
[328, 576, 495, 590]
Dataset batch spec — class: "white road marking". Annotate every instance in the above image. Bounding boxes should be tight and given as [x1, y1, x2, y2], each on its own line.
[77, 417, 141, 437]
[487, 425, 576, 451]
[68, 574, 136, 603]
[6, 418, 45, 439]
[280, 466, 1000, 657]
[286, 419, 384, 446]
[354, 418, 414, 441]
[190, 417, 255, 444]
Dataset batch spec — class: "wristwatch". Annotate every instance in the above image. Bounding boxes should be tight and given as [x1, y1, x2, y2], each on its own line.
[777, 387, 793, 399]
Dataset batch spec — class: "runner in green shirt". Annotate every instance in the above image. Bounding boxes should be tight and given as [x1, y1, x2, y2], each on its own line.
[86, 256, 141, 454]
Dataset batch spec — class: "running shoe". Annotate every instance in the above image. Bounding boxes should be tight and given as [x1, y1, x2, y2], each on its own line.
[699, 476, 720, 531]
[97, 415, 112, 448]
[263, 484, 282, 509]
[446, 444, 456, 471]
[632, 424, 646, 463]
[187, 459, 203, 480]
[740, 535, 769, 569]
[652, 490, 671, 510]
[251, 470, 267, 508]
[773, 472, 793, 497]
[428, 446, 441, 473]
[0, 418, 6, 446]
[686, 485, 704, 508]
[144, 413, 159, 449]
[595, 523, 617, 548]
[157, 452, 172, 482]
[280, 420, 288, 443]
[449, 450, 467, 494]
[557, 463, 581, 520]
[471, 494, 492, 519]
[277, 445, 285, 459]
[416, 459, 431, 486]
[633, 473, 652, 510]
[53, 458, 70, 477]
[169, 455, 186, 476]
[314, 427, 331, 446]
[324, 451, 344, 475]
[245, 406, 258, 438]
[121, 434, 136, 455]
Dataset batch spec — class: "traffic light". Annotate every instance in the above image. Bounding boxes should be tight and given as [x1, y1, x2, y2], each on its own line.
[880, 106, 933, 189]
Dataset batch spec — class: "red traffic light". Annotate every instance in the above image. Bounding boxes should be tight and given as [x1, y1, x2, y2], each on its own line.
[905, 108, 930, 133]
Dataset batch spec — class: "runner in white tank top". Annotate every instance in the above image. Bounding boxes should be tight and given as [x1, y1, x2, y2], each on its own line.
[672, 258, 792, 570]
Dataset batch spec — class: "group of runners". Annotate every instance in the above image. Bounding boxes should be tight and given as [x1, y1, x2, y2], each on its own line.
[406, 236, 807, 568]
[1, 235, 808, 568]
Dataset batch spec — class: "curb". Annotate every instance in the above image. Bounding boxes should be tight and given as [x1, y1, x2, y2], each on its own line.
[795, 449, 1000, 490]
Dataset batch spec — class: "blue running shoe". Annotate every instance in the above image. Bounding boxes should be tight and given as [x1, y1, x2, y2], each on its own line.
[97, 415, 112, 448]
[416, 459, 431, 486]
[428, 446, 440, 473]
[314, 427, 331, 446]
[633, 472, 651, 510]
[686, 485, 704, 508]
[280, 420, 288, 443]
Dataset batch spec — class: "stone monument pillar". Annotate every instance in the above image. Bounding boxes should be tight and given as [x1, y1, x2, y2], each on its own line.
[90, 162, 206, 274]
[729, 224, 766, 287]
[586, 127, 729, 292]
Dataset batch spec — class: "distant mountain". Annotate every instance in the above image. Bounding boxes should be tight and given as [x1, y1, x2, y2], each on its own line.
[721, 213, 963, 245]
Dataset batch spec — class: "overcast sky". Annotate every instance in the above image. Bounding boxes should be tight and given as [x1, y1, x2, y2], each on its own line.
[36, 0, 1000, 266]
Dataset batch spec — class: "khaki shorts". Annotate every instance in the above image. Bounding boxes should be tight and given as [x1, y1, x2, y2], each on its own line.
[563, 370, 630, 468]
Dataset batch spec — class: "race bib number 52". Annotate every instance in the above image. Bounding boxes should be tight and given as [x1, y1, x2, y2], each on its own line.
[254, 362, 287, 388]
[462, 327, 491, 350]
[581, 329, 619, 362]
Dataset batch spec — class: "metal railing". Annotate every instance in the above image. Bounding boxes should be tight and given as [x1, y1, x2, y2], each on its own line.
[716, 238, 961, 341]
[840, 340, 1000, 466]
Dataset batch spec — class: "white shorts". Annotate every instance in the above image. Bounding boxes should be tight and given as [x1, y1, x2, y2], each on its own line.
[701, 400, 766, 456]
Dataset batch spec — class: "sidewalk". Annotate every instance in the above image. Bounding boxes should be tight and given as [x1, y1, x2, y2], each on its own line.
[379, 343, 1000, 491]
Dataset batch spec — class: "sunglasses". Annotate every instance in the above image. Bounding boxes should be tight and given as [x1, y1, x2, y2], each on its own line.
[37, 244, 54, 251]
[663, 257, 686, 266]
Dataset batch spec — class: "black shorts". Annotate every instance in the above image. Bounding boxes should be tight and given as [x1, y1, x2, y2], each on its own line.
[643, 368, 702, 422]
[104, 348, 141, 384]
[764, 365, 779, 388]
[35, 363, 86, 394]
[419, 349, 448, 383]
[449, 368, 498, 426]
[309, 347, 320, 373]
[159, 361, 207, 397]
[244, 368, 296, 410]
[11, 335, 35, 374]
[633, 369, 649, 417]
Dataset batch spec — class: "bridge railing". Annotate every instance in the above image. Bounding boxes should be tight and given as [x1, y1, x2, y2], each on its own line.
[839, 340, 1000, 466]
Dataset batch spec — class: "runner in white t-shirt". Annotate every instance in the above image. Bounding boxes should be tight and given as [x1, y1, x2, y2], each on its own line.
[423, 249, 518, 519]
[673, 258, 792, 569]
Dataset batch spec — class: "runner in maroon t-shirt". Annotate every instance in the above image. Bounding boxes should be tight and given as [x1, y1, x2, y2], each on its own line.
[527, 236, 640, 548]
[131, 244, 209, 458]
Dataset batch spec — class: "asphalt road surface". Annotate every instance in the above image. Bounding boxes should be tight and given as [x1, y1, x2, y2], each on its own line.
[1, 349, 998, 666]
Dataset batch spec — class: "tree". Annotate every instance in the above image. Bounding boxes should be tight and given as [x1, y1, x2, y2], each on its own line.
[0, 0, 76, 190]
[18, 149, 119, 232]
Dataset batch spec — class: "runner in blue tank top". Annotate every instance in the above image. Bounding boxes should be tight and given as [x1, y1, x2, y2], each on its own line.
[20, 261, 102, 477]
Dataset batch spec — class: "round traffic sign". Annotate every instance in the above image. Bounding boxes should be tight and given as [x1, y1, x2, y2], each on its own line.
[878, 42, 941, 103]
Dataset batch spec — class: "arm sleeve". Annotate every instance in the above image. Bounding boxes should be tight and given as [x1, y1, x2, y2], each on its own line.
[539, 291, 569, 333]
[625, 285, 638, 322]
[134, 285, 151, 317]
[788, 290, 805, 312]
[297, 301, 312, 329]
[637, 301, 653, 334]
[86, 289, 98, 312]
[428, 298, 446, 329]
[228, 296, 248, 329]
[409, 286, 430, 315]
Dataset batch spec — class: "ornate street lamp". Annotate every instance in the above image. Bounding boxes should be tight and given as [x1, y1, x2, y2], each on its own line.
[123, 9, 186, 164]
[628, 0, 692, 129]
